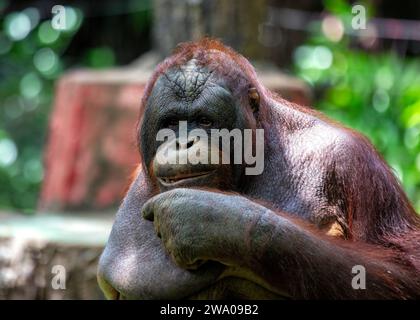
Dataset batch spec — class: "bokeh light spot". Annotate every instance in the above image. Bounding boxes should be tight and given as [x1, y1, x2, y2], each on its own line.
[5, 12, 31, 41]
[33, 48, 58, 74]
[23, 158, 43, 183]
[22, 7, 40, 30]
[38, 21, 60, 44]
[372, 89, 390, 113]
[313, 46, 333, 69]
[20, 73, 42, 99]
[0, 139, 18, 167]
[375, 67, 394, 90]
[404, 127, 420, 149]
[322, 15, 344, 42]
[294, 45, 332, 70]
[62, 7, 83, 32]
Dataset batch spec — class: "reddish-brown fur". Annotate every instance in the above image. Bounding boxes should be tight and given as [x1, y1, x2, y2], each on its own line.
[130, 38, 420, 298]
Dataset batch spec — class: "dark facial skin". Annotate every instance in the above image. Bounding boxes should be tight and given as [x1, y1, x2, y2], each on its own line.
[140, 59, 252, 192]
[98, 40, 420, 299]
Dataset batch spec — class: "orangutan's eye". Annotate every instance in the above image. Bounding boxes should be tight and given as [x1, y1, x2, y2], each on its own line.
[165, 117, 179, 127]
[198, 117, 212, 127]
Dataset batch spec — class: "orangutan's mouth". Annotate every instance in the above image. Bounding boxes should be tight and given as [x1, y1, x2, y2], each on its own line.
[157, 171, 215, 186]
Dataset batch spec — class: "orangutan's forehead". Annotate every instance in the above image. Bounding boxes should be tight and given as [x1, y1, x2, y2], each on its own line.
[161, 59, 216, 101]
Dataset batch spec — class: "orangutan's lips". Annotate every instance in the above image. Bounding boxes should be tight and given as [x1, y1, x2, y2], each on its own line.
[157, 171, 214, 185]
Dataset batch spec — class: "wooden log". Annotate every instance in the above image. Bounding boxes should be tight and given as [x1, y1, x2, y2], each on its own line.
[0, 212, 112, 299]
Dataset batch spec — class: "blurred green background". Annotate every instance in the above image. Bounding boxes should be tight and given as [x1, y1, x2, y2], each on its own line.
[0, 0, 419, 213]
[293, 0, 420, 211]
[0, 0, 151, 212]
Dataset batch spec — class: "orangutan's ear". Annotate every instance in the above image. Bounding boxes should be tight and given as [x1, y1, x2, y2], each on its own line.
[248, 87, 260, 114]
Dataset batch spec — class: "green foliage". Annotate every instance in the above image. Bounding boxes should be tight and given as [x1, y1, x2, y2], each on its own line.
[293, 1, 420, 211]
[0, 6, 83, 213]
[0, 2, 151, 213]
